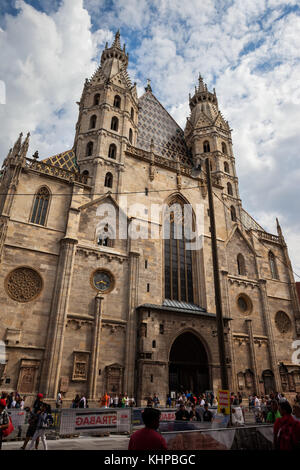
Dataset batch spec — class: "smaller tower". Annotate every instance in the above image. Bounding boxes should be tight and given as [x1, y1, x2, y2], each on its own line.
[185, 74, 241, 228]
[73, 31, 138, 197]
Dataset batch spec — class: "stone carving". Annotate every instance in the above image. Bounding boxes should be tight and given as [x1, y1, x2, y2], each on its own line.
[275, 311, 291, 334]
[72, 352, 89, 381]
[5, 267, 43, 302]
[17, 359, 39, 393]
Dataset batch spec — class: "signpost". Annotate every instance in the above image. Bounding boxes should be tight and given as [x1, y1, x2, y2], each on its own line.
[217, 390, 231, 415]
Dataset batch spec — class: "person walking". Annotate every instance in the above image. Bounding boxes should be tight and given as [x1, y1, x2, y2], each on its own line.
[28, 404, 51, 451]
[79, 394, 86, 408]
[33, 393, 44, 412]
[152, 394, 159, 408]
[0, 399, 9, 450]
[128, 408, 167, 450]
[20, 406, 40, 450]
[274, 401, 300, 450]
[56, 391, 63, 409]
[266, 400, 281, 424]
[113, 394, 119, 408]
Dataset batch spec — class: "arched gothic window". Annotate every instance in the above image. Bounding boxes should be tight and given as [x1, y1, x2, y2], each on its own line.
[164, 199, 194, 303]
[227, 182, 233, 196]
[113, 95, 121, 108]
[203, 141, 210, 153]
[129, 128, 133, 144]
[111, 116, 119, 131]
[269, 251, 279, 279]
[94, 93, 100, 106]
[89, 115, 97, 129]
[230, 205, 237, 222]
[108, 144, 117, 159]
[224, 162, 230, 173]
[131, 107, 134, 120]
[30, 187, 50, 226]
[222, 142, 227, 154]
[86, 141, 93, 157]
[105, 172, 113, 188]
[237, 253, 246, 275]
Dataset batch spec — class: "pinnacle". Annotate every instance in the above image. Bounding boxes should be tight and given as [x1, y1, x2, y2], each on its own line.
[112, 30, 122, 50]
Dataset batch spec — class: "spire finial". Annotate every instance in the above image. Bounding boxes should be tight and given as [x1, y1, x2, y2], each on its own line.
[145, 78, 152, 92]
[112, 29, 121, 49]
[198, 73, 205, 92]
[276, 217, 284, 239]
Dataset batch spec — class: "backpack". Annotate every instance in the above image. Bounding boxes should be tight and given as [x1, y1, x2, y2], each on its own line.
[41, 413, 54, 429]
[277, 419, 300, 450]
[2, 415, 14, 437]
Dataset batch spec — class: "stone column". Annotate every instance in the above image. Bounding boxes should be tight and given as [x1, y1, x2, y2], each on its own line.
[258, 279, 281, 390]
[92, 157, 103, 199]
[245, 319, 260, 394]
[42, 238, 78, 398]
[88, 294, 104, 399]
[221, 270, 237, 391]
[123, 251, 140, 396]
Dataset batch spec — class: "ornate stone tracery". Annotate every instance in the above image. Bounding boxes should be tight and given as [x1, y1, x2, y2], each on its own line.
[275, 311, 291, 334]
[5, 267, 43, 302]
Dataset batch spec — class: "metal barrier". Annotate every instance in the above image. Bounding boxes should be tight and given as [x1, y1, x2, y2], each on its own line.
[4, 408, 61, 442]
[3, 405, 271, 443]
[162, 424, 274, 450]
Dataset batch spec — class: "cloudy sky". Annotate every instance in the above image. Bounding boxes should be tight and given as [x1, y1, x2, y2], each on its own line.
[0, 0, 300, 276]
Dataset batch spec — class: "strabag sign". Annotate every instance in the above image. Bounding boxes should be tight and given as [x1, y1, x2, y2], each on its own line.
[60, 409, 130, 435]
[75, 412, 117, 430]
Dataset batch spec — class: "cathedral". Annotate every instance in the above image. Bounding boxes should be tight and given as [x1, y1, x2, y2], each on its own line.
[0, 31, 299, 406]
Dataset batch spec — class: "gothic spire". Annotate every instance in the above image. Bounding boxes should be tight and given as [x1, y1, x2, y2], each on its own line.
[198, 74, 206, 92]
[11, 132, 23, 158]
[19, 132, 30, 160]
[276, 217, 284, 240]
[100, 30, 128, 69]
[112, 30, 122, 50]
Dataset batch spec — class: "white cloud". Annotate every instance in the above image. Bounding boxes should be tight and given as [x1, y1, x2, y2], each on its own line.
[0, 0, 300, 276]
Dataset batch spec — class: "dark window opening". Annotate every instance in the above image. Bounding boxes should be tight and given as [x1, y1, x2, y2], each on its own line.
[86, 141, 93, 157]
[104, 172, 113, 188]
[111, 117, 119, 131]
[114, 95, 121, 108]
[94, 94, 100, 106]
[89, 114, 97, 129]
[203, 141, 210, 153]
[108, 144, 117, 159]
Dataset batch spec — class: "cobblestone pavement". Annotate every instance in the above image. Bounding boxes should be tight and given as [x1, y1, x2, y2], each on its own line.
[2, 434, 130, 451]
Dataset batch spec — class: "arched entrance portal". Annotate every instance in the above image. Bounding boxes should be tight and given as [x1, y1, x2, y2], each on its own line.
[169, 332, 209, 395]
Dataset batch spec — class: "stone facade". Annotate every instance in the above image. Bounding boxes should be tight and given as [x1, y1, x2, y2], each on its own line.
[0, 32, 300, 406]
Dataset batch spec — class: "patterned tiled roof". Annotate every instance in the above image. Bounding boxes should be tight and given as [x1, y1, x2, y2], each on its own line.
[43, 149, 78, 172]
[137, 90, 191, 165]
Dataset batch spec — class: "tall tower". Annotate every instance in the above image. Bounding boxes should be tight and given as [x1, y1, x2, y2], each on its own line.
[74, 31, 139, 197]
[184, 75, 241, 225]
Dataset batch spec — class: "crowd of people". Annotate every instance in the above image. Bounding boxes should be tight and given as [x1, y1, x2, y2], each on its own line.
[0, 391, 53, 450]
[246, 391, 300, 424]
[166, 391, 218, 408]
[69, 392, 136, 408]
